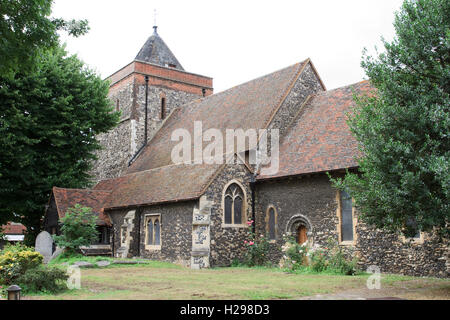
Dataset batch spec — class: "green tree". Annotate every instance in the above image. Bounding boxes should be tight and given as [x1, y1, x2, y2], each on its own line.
[333, 0, 449, 237]
[52, 204, 99, 254]
[0, 45, 119, 244]
[0, 0, 89, 77]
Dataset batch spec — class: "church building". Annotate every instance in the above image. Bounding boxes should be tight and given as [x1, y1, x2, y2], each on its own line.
[43, 26, 448, 277]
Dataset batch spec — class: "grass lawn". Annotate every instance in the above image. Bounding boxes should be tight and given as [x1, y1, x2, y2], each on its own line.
[24, 260, 450, 300]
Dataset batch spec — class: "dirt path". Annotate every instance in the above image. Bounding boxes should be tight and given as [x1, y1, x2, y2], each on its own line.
[300, 279, 450, 300]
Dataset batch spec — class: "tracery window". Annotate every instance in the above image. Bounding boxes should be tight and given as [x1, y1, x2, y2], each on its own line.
[224, 183, 245, 225]
[145, 215, 161, 248]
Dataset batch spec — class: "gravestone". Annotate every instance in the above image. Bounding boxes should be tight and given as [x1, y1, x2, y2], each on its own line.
[35, 231, 53, 264]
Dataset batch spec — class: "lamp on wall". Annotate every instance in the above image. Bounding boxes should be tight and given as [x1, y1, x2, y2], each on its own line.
[7, 285, 21, 300]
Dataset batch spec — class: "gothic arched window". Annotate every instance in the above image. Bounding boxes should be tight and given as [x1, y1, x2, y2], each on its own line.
[224, 183, 245, 225]
[145, 215, 161, 248]
[267, 207, 276, 240]
[339, 190, 354, 242]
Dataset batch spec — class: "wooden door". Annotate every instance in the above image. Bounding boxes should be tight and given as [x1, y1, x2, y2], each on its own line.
[297, 225, 307, 245]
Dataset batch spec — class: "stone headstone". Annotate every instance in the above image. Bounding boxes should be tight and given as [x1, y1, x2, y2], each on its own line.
[48, 246, 64, 263]
[35, 231, 53, 264]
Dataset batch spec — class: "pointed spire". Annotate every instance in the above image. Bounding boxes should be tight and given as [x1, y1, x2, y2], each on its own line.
[135, 26, 184, 71]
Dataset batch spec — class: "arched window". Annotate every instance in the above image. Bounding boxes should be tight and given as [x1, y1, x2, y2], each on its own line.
[224, 183, 245, 225]
[267, 207, 276, 240]
[145, 215, 161, 248]
[340, 190, 354, 242]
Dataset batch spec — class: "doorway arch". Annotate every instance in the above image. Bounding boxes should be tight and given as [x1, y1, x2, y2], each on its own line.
[286, 214, 313, 245]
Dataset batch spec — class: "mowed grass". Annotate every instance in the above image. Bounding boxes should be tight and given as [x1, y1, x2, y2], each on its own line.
[25, 262, 450, 300]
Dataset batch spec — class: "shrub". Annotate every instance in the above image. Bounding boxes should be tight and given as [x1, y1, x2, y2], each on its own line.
[0, 243, 43, 285]
[53, 204, 99, 254]
[308, 238, 359, 275]
[243, 220, 270, 267]
[308, 247, 329, 272]
[279, 235, 308, 271]
[16, 265, 68, 294]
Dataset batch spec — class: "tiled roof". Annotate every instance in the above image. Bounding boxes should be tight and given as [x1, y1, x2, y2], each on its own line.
[127, 60, 308, 174]
[100, 163, 223, 210]
[52, 187, 112, 225]
[135, 27, 184, 71]
[2, 222, 26, 235]
[258, 80, 374, 180]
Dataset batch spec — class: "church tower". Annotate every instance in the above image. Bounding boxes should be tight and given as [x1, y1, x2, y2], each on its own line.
[91, 26, 213, 183]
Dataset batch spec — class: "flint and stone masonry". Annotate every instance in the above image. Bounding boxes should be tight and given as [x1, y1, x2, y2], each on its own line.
[49, 28, 448, 278]
[90, 61, 213, 184]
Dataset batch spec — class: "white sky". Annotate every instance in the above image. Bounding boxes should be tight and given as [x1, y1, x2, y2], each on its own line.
[52, 0, 404, 93]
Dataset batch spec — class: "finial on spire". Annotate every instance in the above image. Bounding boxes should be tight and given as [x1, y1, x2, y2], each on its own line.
[153, 9, 158, 34]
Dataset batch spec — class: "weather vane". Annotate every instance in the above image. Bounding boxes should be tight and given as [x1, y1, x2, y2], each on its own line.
[153, 9, 158, 33]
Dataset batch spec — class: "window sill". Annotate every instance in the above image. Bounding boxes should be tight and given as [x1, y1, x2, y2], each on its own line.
[399, 234, 424, 245]
[339, 240, 355, 246]
[145, 245, 161, 251]
[221, 224, 247, 229]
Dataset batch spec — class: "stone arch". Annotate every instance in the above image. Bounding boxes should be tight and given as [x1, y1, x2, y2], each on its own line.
[285, 214, 314, 244]
[221, 179, 247, 226]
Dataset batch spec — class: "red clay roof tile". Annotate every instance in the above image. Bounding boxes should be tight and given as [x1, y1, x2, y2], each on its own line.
[52, 187, 112, 225]
[258, 80, 374, 180]
[99, 163, 223, 210]
[1, 222, 26, 235]
[126, 61, 308, 174]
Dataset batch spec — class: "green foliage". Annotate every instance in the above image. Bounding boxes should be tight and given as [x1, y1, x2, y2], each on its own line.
[0, 44, 120, 244]
[242, 220, 270, 267]
[53, 205, 99, 254]
[280, 237, 358, 275]
[0, 243, 43, 285]
[279, 235, 308, 271]
[308, 238, 358, 275]
[333, 0, 450, 237]
[16, 265, 68, 294]
[0, 0, 89, 77]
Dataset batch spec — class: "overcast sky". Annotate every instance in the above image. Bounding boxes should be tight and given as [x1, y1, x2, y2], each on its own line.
[52, 0, 404, 93]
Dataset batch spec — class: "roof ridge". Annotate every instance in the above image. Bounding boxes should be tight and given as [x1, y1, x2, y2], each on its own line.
[321, 79, 372, 93]
[53, 186, 111, 193]
[260, 60, 308, 132]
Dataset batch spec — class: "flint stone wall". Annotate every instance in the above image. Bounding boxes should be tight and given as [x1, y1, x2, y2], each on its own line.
[255, 173, 448, 277]
[205, 160, 253, 267]
[138, 201, 195, 267]
[90, 81, 201, 184]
